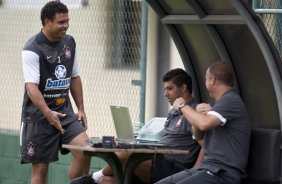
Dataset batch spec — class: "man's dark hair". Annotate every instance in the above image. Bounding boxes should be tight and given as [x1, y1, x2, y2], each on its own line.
[162, 68, 193, 93]
[208, 61, 234, 87]
[41, 1, 68, 26]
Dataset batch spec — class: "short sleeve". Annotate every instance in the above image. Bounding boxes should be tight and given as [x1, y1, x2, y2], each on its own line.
[22, 50, 40, 84]
[72, 49, 80, 77]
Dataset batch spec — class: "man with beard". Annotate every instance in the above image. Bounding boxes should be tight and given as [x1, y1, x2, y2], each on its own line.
[71, 68, 203, 184]
[156, 62, 251, 184]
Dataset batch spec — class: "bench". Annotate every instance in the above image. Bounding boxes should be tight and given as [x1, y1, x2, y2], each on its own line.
[241, 128, 281, 184]
[137, 122, 281, 183]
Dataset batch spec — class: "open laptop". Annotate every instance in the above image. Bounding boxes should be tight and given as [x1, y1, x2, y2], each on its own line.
[110, 105, 165, 148]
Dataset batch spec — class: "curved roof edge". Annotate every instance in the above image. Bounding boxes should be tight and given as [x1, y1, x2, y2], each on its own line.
[146, 0, 282, 130]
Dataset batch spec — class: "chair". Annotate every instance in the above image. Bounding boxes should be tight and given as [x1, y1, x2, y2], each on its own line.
[241, 128, 281, 184]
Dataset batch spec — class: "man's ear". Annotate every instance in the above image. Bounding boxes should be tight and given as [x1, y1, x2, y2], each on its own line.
[181, 84, 187, 93]
[44, 18, 50, 26]
[211, 76, 216, 85]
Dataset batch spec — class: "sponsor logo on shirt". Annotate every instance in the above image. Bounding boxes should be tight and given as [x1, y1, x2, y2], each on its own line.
[43, 93, 67, 98]
[45, 78, 71, 90]
[55, 97, 65, 105]
[45, 65, 71, 90]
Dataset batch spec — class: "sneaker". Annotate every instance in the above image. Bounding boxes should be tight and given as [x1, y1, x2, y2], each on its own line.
[70, 174, 96, 184]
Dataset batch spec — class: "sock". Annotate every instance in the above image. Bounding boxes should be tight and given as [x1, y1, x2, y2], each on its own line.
[92, 170, 104, 182]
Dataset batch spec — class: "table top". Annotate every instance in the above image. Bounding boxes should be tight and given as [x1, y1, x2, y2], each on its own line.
[62, 144, 189, 154]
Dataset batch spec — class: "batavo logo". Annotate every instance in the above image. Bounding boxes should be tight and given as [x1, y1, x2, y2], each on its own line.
[45, 65, 71, 91]
[56, 98, 65, 105]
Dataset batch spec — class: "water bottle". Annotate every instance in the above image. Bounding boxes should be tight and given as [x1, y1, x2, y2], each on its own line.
[133, 122, 142, 136]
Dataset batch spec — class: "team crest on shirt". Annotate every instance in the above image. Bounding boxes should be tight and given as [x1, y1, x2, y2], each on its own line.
[64, 45, 71, 60]
[175, 117, 182, 127]
[27, 142, 35, 157]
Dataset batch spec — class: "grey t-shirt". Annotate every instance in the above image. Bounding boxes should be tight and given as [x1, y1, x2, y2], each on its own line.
[202, 89, 251, 174]
[158, 98, 201, 168]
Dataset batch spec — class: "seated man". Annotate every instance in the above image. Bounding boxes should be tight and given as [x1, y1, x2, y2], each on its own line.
[156, 62, 251, 184]
[71, 68, 204, 184]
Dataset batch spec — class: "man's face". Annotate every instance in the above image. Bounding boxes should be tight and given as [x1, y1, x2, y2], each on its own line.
[44, 13, 69, 41]
[163, 81, 183, 105]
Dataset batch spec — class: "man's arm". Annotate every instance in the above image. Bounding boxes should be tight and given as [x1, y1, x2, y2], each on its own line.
[25, 83, 65, 133]
[174, 97, 221, 131]
[26, 83, 50, 115]
[70, 76, 88, 129]
[192, 125, 204, 140]
[193, 140, 204, 168]
[191, 102, 212, 140]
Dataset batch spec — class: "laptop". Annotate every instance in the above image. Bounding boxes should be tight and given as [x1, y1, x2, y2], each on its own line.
[110, 105, 166, 148]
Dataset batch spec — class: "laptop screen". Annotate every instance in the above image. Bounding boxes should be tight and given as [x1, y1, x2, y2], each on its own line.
[110, 105, 135, 144]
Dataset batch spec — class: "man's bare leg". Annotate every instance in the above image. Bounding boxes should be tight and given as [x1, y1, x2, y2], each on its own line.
[68, 131, 91, 179]
[99, 176, 115, 184]
[31, 163, 49, 184]
[89, 151, 131, 183]
[100, 151, 131, 175]
[99, 159, 152, 184]
[134, 160, 152, 183]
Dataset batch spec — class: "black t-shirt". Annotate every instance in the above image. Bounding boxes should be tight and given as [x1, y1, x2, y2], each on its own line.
[22, 32, 77, 123]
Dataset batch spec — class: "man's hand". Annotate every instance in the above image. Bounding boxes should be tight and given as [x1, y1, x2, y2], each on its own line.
[196, 103, 212, 114]
[77, 110, 88, 129]
[44, 110, 66, 134]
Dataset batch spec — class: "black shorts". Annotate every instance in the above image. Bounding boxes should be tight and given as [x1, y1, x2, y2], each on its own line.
[150, 156, 186, 183]
[20, 113, 85, 164]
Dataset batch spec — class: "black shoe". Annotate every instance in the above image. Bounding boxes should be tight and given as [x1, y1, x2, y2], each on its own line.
[70, 174, 96, 184]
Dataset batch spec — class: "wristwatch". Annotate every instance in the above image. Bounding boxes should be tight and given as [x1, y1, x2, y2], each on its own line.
[178, 101, 186, 113]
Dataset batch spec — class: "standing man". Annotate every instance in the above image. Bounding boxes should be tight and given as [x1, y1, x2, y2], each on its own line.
[20, 1, 91, 184]
[71, 68, 204, 184]
[156, 62, 251, 184]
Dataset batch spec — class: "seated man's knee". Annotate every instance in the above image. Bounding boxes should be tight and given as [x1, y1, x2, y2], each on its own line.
[116, 152, 131, 164]
[99, 176, 115, 184]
